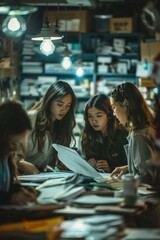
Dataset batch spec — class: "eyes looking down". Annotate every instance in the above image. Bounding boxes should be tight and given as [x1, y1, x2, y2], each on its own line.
[50, 94, 72, 121]
[88, 98, 128, 131]
[87, 107, 108, 135]
[110, 98, 127, 125]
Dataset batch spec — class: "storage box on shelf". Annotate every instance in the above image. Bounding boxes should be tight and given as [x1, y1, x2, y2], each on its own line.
[110, 17, 135, 33]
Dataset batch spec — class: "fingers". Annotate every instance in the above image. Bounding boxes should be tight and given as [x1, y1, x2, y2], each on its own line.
[11, 187, 38, 205]
[96, 161, 110, 172]
[110, 167, 119, 177]
[117, 171, 124, 178]
[88, 158, 96, 167]
[21, 187, 37, 201]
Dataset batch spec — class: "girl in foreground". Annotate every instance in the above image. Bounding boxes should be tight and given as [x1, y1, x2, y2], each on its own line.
[0, 101, 38, 205]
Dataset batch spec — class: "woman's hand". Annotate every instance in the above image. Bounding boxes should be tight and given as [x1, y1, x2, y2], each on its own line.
[96, 160, 110, 172]
[18, 160, 40, 175]
[11, 187, 39, 205]
[110, 165, 128, 178]
[87, 158, 97, 168]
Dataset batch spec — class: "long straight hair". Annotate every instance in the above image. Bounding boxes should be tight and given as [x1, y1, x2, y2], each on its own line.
[81, 94, 117, 159]
[31, 81, 77, 152]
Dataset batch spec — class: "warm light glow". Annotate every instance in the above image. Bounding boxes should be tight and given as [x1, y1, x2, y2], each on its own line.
[2, 15, 26, 37]
[40, 39, 55, 56]
[61, 57, 72, 70]
[8, 17, 20, 31]
[76, 66, 84, 77]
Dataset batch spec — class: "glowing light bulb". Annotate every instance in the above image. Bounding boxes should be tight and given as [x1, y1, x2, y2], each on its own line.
[76, 66, 84, 77]
[61, 57, 72, 70]
[2, 15, 26, 38]
[40, 39, 55, 56]
[8, 17, 20, 31]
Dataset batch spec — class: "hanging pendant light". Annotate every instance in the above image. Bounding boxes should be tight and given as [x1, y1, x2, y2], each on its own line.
[0, 0, 38, 15]
[61, 3, 72, 70]
[40, 39, 55, 56]
[61, 45, 72, 69]
[31, 0, 63, 41]
[1, 0, 37, 38]
[76, 58, 84, 77]
[31, 0, 63, 56]
[75, 4, 84, 77]
[31, 16, 61, 41]
[32, 17, 56, 56]
[2, 15, 27, 38]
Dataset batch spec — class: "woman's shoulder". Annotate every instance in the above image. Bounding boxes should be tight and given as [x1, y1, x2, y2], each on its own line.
[132, 127, 155, 139]
[28, 109, 37, 116]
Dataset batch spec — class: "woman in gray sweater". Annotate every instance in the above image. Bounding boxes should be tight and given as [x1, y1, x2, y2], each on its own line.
[110, 82, 157, 186]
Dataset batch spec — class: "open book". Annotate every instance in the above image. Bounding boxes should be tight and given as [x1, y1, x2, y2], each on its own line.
[52, 144, 106, 182]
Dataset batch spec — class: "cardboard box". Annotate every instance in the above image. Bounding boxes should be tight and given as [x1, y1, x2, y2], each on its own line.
[138, 78, 156, 87]
[140, 41, 160, 62]
[47, 10, 93, 32]
[110, 17, 134, 33]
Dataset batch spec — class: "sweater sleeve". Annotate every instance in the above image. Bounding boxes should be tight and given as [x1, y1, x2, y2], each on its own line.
[132, 134, 153, 179]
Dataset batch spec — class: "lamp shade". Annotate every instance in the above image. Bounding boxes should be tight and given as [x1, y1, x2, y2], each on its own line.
[31, 17, 63, 41]
[0, 0, 38, 15]
[60, 45, 72, 56]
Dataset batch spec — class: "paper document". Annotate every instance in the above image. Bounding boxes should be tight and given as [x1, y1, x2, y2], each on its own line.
[18, 171, 74, 183]
[52, 144, 105, 182]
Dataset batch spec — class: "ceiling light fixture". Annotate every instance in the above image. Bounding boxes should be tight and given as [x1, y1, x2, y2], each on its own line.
[61, 3, 72, 70]
[31, 0, 57, 56]
[0, 0, 38, 15]
[2, 15, 27, 38]
[31, 0, 63, 41]
[31, 0, 63, 56]
[1, 0, 37, 38]
[75, 4, 84, 77]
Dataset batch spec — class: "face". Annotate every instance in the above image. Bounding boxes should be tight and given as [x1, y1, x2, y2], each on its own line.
[9, 130, 30, 155]
[110, 98, 127, 125]
[87, 107, 108, 135]
[50, 94, 72, 121]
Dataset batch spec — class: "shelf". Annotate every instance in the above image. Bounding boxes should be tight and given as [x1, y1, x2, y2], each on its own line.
[96, 73, 136, 77]
[19, 32, 142, 110]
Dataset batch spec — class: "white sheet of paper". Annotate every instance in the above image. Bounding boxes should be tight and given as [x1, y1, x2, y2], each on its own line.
[72, 195, 123, 205]
[52, 144, 105, 182]
[18, 171, 74, 182]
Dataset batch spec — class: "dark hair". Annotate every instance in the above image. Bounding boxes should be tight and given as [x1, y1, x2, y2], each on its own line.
[0, 101, 32, 157]
[32, 81, 77, 151]
[81, 94, 117, 159]
[0, 101, 32, 180]
[111, 82, 155, 132]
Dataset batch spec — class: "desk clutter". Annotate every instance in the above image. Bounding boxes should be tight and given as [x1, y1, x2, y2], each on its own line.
[0, 214, 125, 240]
[0, 167, 160, 239]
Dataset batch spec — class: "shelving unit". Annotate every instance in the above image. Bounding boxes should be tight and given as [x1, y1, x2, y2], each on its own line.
[0, 38, 20, 102]
[19, 32, 142, 111]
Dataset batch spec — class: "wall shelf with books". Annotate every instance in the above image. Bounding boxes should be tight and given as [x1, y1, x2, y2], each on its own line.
[19, 32, 141, 111]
